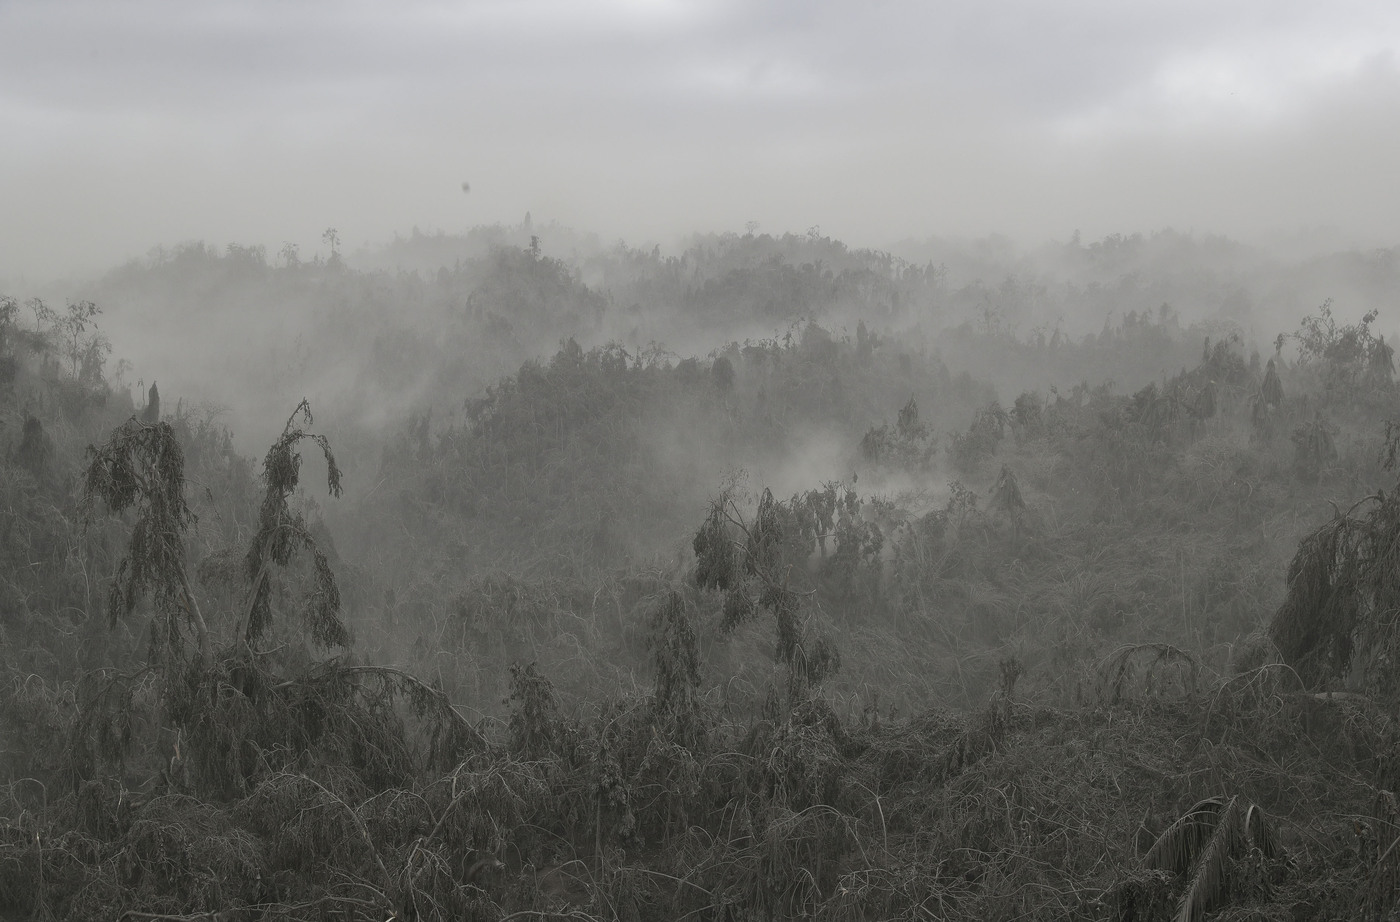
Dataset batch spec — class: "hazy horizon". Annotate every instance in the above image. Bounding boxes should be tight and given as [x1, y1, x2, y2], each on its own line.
[4, 0, 1400, 284]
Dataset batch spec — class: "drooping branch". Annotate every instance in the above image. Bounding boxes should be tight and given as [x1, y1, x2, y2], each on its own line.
[692, 486, 839, 691]
[84, 418, 208, 660]
[243, 399, 348, 648]
[1269, 480, 1400, 696]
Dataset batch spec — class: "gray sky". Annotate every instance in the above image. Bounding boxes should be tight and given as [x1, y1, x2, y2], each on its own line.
[3, 0, 1399, 281]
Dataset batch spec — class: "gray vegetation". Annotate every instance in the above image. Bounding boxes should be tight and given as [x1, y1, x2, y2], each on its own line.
[1, 226, 1398, 921]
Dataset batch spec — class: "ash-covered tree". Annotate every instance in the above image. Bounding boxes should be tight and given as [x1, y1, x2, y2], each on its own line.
[1250, 358, 1286, 444]
[949, 400, 1008, 474]
[1268, 422, 1400, 703]
[990, 465, 1026, 543]
[860, 396, 937, 472]
[648, 591, 705, 748]
[0, 295, 21, 386]
[1261, 358, 1284, 408]
[1289, 301, 1395, 403]
[83, 399, 350, 661]
[710, 355, 735, 394]
[693, 486, 840, 700]
[32, 298, 109, 383]
[79, 399, 475, 802]
[141, 380, 160, 423]
[14, 413, 55, 488]
[241, 399, 349, 649]
[84, 416, 209, 661]
[1290, 410, 1337, 485]
[1009, 390, 1045, 440]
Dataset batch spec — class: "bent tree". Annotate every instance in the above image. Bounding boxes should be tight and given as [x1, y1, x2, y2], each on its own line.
[73, 400, 485, 918]
[693, 486, 840, 700]
[84, 416, 209, 661]
[84, 398, 350, 661]
[81, 400, 476, 805]
[79, 401, 353, 791]
[242, 398, 349, 649]
[1269, 424, 1400, 701]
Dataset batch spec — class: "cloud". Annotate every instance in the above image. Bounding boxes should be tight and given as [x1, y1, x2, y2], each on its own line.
[2, 0, 1399, 281]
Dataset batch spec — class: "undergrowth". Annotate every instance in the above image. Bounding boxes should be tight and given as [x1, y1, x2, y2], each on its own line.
[0, 287, 1397, 920]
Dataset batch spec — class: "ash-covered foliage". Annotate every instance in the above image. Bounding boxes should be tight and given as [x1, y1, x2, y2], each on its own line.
[1269, 481, 1400, 699]
[372, 324, 975, 575]
[13, 413, 54, 485]
[694, 486, 844, 695]
[860, 396, 938, 471]
[950, 399, 1009, 473]
[647, 591, 705, 747]
[1288, 300, 1397, 402]
[7, 254, 1400, 921]
[82, 418, 203, 658]
[245, 398, 349, 649]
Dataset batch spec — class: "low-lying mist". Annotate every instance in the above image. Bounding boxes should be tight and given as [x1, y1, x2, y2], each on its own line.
[6, 215, 1400, 921]
[68, 223, 1400, 461]
[6, 220, 1400, 711]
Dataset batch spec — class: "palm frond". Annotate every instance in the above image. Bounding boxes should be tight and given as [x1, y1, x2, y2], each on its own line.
[1145, 796, 1227, 875]
[1174, 796, 1241, 922]
[1241, 803, 1277, 859]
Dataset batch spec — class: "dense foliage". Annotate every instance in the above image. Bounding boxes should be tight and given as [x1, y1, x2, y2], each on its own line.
[1, 230, 1398, 920]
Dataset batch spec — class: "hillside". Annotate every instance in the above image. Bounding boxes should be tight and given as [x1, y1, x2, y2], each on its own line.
[0, 231, 1397, 921]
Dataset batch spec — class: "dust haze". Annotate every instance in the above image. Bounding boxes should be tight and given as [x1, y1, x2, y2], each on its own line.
[4, 0, 1400, 283]
[4, 3, 1400, 920]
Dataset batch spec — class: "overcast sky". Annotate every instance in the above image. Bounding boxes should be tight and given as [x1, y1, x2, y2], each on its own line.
[3, 0, 1399, 281]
